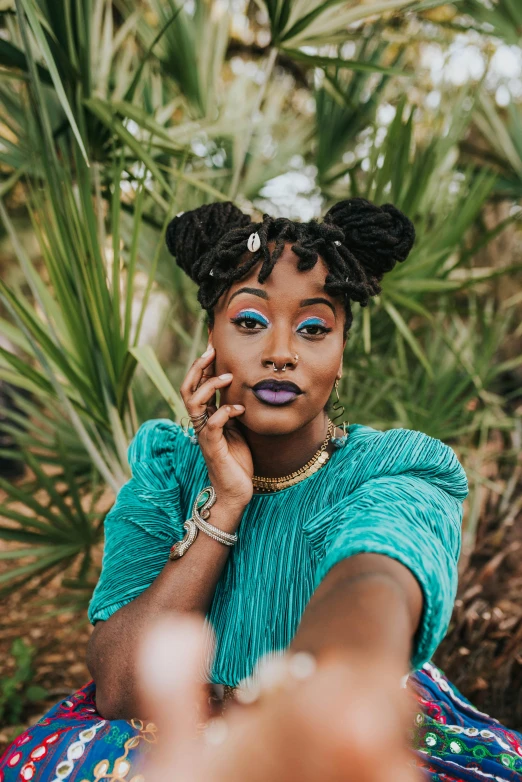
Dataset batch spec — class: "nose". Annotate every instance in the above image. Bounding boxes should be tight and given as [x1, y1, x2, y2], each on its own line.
[261, 327, 299, 372]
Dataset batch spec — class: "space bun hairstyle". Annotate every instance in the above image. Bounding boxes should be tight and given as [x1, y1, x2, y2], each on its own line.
[166, 197, 415, 333]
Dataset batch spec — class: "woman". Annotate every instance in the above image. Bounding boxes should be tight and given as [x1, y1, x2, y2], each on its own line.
[2, 198, 521, 782]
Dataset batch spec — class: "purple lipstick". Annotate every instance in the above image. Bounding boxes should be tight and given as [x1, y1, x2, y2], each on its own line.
[252, 379, 302, 406]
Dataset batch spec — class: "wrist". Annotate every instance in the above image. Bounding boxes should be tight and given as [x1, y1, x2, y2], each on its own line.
[209, 499, 245, 531]
[206, 480, 250, 513]
[169, 486, 243, 560]
[206, 470, 252, 506]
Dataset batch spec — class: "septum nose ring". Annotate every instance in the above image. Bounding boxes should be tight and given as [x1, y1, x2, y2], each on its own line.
[271, 354, 299, 372]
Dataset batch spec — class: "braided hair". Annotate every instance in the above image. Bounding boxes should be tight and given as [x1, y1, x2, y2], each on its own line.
[165, 198, 415, 334]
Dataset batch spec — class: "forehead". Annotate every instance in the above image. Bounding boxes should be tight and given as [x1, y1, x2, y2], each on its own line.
[225, 241, 333, 303]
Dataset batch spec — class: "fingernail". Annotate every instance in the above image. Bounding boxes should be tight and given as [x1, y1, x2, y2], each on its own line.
[219, 373, 232, 380]
[233, 405, 244, 410]
[202, 346, 214, 357]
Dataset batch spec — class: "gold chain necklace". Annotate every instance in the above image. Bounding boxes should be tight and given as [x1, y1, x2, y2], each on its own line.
[252, 419, 335, 493]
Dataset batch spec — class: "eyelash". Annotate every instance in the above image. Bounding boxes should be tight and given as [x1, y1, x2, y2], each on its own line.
[230, 312, 332, 338]
[298, 319, 332, 337]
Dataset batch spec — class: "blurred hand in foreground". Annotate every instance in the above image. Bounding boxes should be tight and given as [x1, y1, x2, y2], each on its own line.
[138, 615, 422, 782]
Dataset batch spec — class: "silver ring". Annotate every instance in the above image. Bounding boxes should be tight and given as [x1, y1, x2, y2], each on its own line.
[271, 355, 298, 372]
[189, 409, 209, 420]
[193, 418, 208, 435]
[190, 411, 209, 434]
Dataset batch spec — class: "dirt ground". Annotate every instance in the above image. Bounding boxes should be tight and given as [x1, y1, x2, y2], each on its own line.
[435, 488, 522, 729]
[1, 468, 521, 752]
[0, 586, 93, 750]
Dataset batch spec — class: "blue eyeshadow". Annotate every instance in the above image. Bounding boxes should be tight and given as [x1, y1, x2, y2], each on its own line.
[298, 317, 327, 327]
[236, 310, 269, 324]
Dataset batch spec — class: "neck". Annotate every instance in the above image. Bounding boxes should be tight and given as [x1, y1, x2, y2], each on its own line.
[240, 413, 331, 479]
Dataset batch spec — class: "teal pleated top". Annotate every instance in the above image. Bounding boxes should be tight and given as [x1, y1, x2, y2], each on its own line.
[88, 420, 469, 685]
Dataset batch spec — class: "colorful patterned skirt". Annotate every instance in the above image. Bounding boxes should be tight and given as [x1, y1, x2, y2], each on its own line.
[1, 662, 521, 782]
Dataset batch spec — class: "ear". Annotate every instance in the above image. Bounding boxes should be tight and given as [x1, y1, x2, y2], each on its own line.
[336, 354, 344, 381]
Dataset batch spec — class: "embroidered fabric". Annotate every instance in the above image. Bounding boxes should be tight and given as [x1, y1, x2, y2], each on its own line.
[2, 665, 522, 782]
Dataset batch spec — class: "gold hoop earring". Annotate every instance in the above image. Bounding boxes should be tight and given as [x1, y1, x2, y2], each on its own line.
[331, 379, 349, 446]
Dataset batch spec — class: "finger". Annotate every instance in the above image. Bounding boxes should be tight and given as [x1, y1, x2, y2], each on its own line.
[180, 346, 215, 401]
[195, 365, 218, 412]
[186, 373, 233, 416]
[201, 405, 245, 443]
[138, 615, 213, 781]
[196, 366, 215, 390]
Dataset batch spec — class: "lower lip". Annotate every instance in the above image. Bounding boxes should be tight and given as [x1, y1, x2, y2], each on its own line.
[253, 388, 299, 406]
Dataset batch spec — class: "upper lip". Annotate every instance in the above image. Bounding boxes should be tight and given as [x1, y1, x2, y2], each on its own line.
[252, 379, 302, 394]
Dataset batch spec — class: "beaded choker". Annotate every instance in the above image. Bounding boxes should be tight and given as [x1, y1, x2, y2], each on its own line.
[252, 419, 335, 493]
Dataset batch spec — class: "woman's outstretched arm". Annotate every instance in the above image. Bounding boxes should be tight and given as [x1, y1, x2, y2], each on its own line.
[290, 552, 423, 672]
[294, 460, 464, 672]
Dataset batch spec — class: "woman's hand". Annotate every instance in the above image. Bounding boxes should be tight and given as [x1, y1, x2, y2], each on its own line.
[180, 345, 254, 512]
[139, 616, 422, 782]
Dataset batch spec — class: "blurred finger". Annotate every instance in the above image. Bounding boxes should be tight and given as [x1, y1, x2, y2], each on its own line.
[138, 614, 212, 781]
[384, 761, 423, 782]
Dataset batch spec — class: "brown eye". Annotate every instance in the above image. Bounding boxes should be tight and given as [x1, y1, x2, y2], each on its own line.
[242, 317, 263, 329]
[231, 313, 268, 330]
[297, 320, 331, 337]
[299, 324, 327, 335]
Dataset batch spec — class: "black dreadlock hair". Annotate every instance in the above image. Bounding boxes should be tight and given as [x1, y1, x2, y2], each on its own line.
[165, 198, 415, 334]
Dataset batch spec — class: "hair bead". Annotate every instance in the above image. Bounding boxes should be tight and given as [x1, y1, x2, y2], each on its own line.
[247, 232, 261, 252]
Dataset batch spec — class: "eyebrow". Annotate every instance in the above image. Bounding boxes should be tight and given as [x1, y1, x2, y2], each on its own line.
[228, 287, 269, 305]
[299, 297, 336, 317]
[228, 288, 336, 317]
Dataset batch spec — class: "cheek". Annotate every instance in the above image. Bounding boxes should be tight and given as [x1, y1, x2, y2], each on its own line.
[304, 356, 343, 402]
[212, 337, 248, 384]
[211, 327, 232, 373]
[214, 347, 242, 376]
[306, 341, 343, 372]
[213, 324, 258, 374]
[308, 366, 338, 397]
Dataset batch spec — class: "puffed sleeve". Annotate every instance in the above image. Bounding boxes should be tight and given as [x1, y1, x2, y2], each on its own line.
[313, 428, 469, 671]
[87, 419, 189, 624]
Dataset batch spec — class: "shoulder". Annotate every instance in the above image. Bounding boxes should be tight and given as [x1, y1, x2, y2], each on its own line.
[125, 418, 199, 494]
[340, 423, 469, 502]
[127, 418, 187, 466]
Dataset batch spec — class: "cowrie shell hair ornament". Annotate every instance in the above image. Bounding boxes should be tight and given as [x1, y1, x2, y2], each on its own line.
[247, 232, 261, 252]
[334, 240, 341, 246]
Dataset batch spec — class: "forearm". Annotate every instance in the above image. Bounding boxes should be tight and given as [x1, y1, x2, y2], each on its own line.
[291, 553, 422, 673]
[88, 501, 243, 719]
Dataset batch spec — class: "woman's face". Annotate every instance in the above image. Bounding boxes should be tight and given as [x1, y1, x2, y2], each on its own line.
[210, 241, 346, 436]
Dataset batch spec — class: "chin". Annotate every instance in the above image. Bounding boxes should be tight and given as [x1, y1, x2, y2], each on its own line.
[237, 401, 313, 436]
